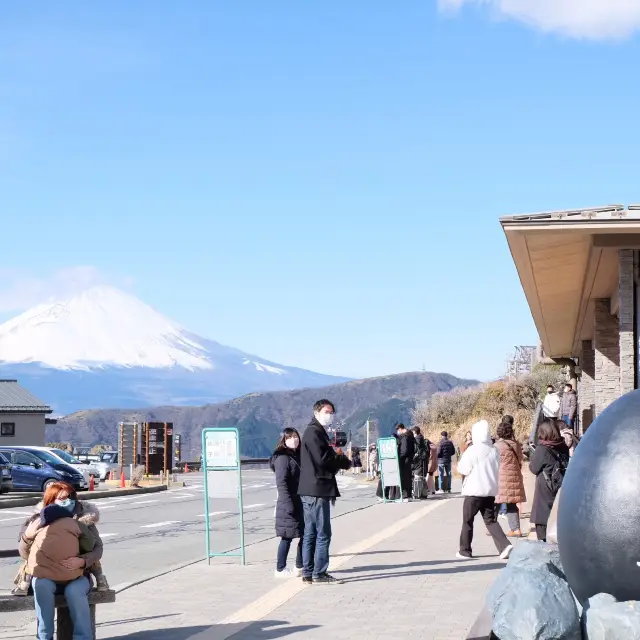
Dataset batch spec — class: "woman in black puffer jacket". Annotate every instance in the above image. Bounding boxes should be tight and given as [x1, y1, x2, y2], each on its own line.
[270, 428, 304, 579]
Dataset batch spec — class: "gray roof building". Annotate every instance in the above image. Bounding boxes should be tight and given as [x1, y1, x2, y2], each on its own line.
[0, 380, 53, 414]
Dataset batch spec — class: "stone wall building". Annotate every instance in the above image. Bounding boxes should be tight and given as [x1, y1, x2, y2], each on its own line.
[501, 205, 640, 432]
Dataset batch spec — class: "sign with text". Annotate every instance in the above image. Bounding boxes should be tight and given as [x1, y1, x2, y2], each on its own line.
[201, 427, 245, 565]
[377, 437, 402, 502]
[141, 422, 173, 475]
[204, 430, 238, 469]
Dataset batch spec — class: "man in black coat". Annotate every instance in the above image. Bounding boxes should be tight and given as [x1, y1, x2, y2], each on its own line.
[396, 424, 415, 500]
[436, 430, 456, 493]
[298, 399, 351, 585]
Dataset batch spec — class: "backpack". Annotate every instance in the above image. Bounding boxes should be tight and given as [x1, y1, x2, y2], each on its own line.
[543, 448, 568, 495]
[415, 438, 427, 462]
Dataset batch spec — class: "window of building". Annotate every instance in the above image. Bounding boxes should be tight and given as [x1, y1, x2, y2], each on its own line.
[0, 423, 15, 437]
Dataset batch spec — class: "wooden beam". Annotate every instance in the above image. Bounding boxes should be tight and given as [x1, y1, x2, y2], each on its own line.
[593, 234, 640, 248]
[572, 242, 602, 356]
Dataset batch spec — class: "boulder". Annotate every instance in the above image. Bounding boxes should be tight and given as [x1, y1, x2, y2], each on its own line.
[558, 389, 640, 604]
[487, 541, 580, 640]
[583, 593, 640, 640]
[506, 540, 563, 574]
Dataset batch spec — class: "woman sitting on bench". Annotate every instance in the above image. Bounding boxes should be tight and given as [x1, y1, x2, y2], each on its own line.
[17, 481, 105, 640]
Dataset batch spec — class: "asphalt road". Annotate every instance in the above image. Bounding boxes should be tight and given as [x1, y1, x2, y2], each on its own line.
[0, 470, 376, 592]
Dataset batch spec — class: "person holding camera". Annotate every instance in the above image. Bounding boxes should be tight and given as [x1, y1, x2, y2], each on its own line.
[298, 399, 351, 585]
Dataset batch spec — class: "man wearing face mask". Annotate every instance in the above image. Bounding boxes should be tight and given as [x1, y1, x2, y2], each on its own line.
[298, 399, 351, 585]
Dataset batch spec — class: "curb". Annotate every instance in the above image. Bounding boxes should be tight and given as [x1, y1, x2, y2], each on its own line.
[0, 485, 168, 509]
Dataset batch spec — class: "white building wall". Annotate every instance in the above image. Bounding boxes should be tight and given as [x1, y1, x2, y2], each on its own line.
[0, 413, 46, 446]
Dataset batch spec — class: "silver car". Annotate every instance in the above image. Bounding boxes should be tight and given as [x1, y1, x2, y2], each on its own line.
[94, 451, 120, 481]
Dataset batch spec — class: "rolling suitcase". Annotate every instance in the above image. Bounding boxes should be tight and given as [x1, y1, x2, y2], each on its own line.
[413, 475, 425, 500]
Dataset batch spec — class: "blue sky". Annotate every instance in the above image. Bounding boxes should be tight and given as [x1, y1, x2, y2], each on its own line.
[2, 1, 640, 382]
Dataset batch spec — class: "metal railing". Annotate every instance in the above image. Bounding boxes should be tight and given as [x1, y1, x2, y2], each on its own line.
[176, 458, 270, 472]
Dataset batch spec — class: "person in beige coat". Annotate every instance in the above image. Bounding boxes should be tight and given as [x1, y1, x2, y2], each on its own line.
[426, 437, 438, 494]
[18, 482, 104, 640]
[494, 422, 527, 537]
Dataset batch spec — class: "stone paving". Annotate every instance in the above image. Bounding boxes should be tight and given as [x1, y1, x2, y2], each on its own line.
[1, 479, 528, 640]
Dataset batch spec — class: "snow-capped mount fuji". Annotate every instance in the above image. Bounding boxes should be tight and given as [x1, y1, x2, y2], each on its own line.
[0, 286, 349, 414]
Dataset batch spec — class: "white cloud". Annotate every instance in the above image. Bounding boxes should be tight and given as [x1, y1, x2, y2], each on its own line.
[438, 0, 640, 40]
[0, 266, 133, 313]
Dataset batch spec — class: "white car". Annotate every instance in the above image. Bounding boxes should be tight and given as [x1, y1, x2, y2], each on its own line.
[30, 447, 101, 487]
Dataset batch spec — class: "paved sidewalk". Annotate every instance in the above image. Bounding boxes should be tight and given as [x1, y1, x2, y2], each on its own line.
[1, 488, 519, 640]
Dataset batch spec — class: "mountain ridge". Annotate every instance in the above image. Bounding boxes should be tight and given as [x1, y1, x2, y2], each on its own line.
[49, 370, 479, 458]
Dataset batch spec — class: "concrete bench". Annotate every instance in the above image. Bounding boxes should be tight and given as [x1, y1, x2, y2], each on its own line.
[0, 589, 116, 640]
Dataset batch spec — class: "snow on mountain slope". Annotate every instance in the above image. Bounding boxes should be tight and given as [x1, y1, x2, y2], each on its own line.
[0, 287, 212, 370]
[0, 286, 349, 413]
[0, 286, 269, 372]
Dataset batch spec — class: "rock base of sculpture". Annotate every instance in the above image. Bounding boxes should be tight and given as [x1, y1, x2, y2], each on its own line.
[481, 541, 640, 640]
[487, 541, 581, 640]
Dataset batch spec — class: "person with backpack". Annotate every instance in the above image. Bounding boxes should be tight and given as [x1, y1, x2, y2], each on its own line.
[529, 418, 570, 542]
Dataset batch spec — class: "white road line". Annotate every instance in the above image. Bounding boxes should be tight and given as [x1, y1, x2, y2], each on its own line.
[0, 510, 33, 515]
[243, 504, 266, 510]
[244, 484, 268, 489]
[100, 533, 118, 538]
[0, 515, 31, 522]
[131, 500, 159, 505]
[198, 511, 230, 517]
[140, 521, 179, 529]
[170, 493, 194, 498]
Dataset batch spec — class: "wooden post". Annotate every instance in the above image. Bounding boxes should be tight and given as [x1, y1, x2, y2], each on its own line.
[145, 423, 149, 476]
[133, 422, 139, 468]
[164, 422, 169, 475]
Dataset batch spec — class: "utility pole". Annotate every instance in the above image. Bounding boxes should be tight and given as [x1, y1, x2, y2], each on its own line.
[365, 417, 370, 478]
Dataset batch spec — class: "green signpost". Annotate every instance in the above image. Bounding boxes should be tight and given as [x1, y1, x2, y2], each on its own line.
[201, 427, 246, 565]
[377, 436, 402, 503]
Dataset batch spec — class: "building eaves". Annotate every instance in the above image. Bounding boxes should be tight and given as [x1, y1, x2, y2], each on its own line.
[499, 204, 640, 225]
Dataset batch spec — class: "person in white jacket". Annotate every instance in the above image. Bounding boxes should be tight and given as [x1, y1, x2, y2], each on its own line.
[456, 420, 513, 561]
[542, 385, 561, 419]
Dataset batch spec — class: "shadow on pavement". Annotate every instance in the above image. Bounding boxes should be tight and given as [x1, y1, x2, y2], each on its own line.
[101, 620, 321, 639]
[339, 562, 500, 583]
[338, 558, 466, 573]
[97, 613, 181, 628]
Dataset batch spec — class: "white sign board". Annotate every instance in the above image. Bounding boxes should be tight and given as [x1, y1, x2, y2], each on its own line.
[205, 430, 238, 468]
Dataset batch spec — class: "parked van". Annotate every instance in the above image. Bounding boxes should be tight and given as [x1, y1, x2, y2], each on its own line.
[0, 447, 87, 492]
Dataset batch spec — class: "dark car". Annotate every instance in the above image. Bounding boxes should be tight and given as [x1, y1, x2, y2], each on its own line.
[0, 451, 12, 494]
[0, 447, 86, 493]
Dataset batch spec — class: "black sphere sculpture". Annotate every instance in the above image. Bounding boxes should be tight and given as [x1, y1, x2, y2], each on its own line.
[558, 389, 640, 604]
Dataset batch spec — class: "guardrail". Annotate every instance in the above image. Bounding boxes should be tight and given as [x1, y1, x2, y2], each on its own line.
[176, 458, 270, 472]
